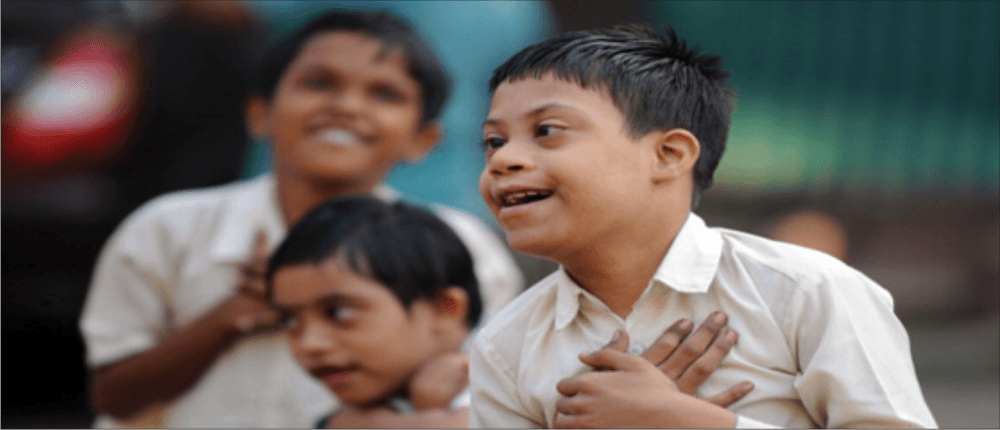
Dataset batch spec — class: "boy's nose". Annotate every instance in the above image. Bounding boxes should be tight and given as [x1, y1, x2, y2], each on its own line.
[296, 320, 343, 357]
[487, 141, 532, 175]
[326, 88, 366, 116]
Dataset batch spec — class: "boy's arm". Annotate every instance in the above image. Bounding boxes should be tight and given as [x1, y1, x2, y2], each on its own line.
[787, 269, 937, 428]
[83, 231, 279, 421]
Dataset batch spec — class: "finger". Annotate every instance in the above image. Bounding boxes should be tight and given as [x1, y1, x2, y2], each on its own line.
[675, 327, 739, 394]
[705, 380, 754, 407]
[553, 414, 584, 429]
[239, 277, 269, 297]
[660, 311, 728, 379]
[555, 396, 585, 416]
[599, 329, 629, 354]
[252, 231, 269, 260]
[639, 318, 694, 365]
[577, 330, 629, 371]
[556, 376, 584, 397]
[578, 345, 645, 373]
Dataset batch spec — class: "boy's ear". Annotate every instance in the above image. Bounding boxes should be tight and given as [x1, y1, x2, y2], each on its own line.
[402, 121, 443, 163]
[650, 128, 701, 183]
[244, 95, 271, 138]
[427, 286, 470, 350]
[432, 286, 469, 323]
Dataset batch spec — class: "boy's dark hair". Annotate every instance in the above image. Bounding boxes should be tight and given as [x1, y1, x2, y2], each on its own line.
[254, 10, 451, 124]
[489, 24, 735, 208]
[266, 196, 483, 328]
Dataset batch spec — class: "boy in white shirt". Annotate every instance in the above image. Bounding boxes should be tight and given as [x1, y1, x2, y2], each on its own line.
[79, 11, 524, 428]
[470, 24, 937, 428]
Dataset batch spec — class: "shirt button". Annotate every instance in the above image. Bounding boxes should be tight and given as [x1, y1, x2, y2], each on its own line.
[628, 344, 643, 355]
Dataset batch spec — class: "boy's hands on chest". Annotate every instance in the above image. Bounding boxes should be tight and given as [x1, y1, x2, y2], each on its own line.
[553, 315, 752, 428]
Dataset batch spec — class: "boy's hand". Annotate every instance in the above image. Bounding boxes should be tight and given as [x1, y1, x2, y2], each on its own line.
[408, 352, 469, 410]
[221, 232, 280, 335]
[637, 312, 754, 406]
[554, 331, 737, 429]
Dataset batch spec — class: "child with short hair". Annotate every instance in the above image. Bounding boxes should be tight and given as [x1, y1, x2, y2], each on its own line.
[79, 10, 523, 428]
[470, 25, 937, 428]
[267, 196, 479, 428]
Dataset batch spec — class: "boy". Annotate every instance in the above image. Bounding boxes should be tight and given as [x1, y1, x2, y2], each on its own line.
[267, 196, 484, 428]
[470, 25, 938, 428]
[78, 11, 523, 428]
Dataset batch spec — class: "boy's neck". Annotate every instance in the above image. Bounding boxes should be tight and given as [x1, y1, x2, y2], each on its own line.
[561, 210, 690, 319]
[275, 171, 379, 227]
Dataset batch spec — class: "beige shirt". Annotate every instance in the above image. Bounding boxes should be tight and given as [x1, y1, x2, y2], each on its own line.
[469, 213, 937, 429]
[80, 174, 523, 428]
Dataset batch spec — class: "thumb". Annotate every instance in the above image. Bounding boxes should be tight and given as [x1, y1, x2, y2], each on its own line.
[252, 231, 269, 259]
[579, 345, 643, 372]
[579, 330, 631, 370]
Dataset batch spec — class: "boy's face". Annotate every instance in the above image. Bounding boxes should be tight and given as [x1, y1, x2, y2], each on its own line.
[479, 75, 656, 260]
[248, 31, 439, 190]
[271, 259, 446, 406]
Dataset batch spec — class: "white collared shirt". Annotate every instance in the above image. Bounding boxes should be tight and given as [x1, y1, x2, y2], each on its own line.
[469, 213, 937, 429]
[79, 174, 524, 428]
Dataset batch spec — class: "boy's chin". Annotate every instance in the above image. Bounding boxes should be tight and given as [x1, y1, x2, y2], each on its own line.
[506, 232, 563, 261]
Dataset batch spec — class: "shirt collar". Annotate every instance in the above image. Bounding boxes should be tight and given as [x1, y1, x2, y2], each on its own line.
[652, 212, 723, 294]
[552, 212, 723, 330]
[209, 175, 401, 263]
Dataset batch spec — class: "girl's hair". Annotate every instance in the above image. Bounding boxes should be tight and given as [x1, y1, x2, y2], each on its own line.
[266, 195, 482, 327]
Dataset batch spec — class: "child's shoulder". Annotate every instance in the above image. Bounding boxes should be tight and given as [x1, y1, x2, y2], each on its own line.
[713, 226, 893, 307]
[114, 176, 272, 245]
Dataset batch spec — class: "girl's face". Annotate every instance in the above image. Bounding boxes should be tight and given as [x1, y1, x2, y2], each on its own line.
[271, 258, 446, 406]
[247, 31, 439, 192]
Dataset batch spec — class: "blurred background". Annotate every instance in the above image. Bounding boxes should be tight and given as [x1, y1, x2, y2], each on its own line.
[2, 1, 997, 428]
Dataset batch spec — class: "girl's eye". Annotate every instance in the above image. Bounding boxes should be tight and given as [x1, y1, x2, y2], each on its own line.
[483, 136, 506, 150]
[325, 305, 358, 322]
[536, 124, 560, 137]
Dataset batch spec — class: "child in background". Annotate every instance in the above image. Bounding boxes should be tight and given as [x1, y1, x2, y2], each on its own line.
[78, 11, 523, 428]
[470, 25, 937, 428]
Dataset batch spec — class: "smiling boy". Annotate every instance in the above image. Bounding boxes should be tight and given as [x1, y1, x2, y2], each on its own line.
[79, 11, 523, 428]
[469, 25, 937, 428]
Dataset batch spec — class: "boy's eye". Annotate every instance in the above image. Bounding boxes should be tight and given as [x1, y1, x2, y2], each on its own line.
[371, 85, 404, 102]
[535, 124, 560, 137]
[483, 136, 506, 151]
[279, 312, 299, 330]
[302, 77, 332, 90]
[324, 305, 359, 322]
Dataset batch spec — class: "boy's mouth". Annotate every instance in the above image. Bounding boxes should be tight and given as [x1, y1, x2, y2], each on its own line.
[497, 188, 554, 208]
[311, 365, 360, 385]
[311, 127, 371, 148]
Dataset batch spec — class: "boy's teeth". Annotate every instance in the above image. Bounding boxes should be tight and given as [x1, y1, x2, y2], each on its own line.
[319, 129, 361, 147]
[502, 190, 550, 206]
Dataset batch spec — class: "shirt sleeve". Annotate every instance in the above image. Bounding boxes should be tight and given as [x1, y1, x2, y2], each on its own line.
[78, 212, 174, 368]
[469, 337, 543, 428]
[787, 266, 938, 428]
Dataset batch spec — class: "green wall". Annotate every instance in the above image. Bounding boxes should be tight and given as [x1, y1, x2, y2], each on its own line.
[651, 1, 999, 197]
